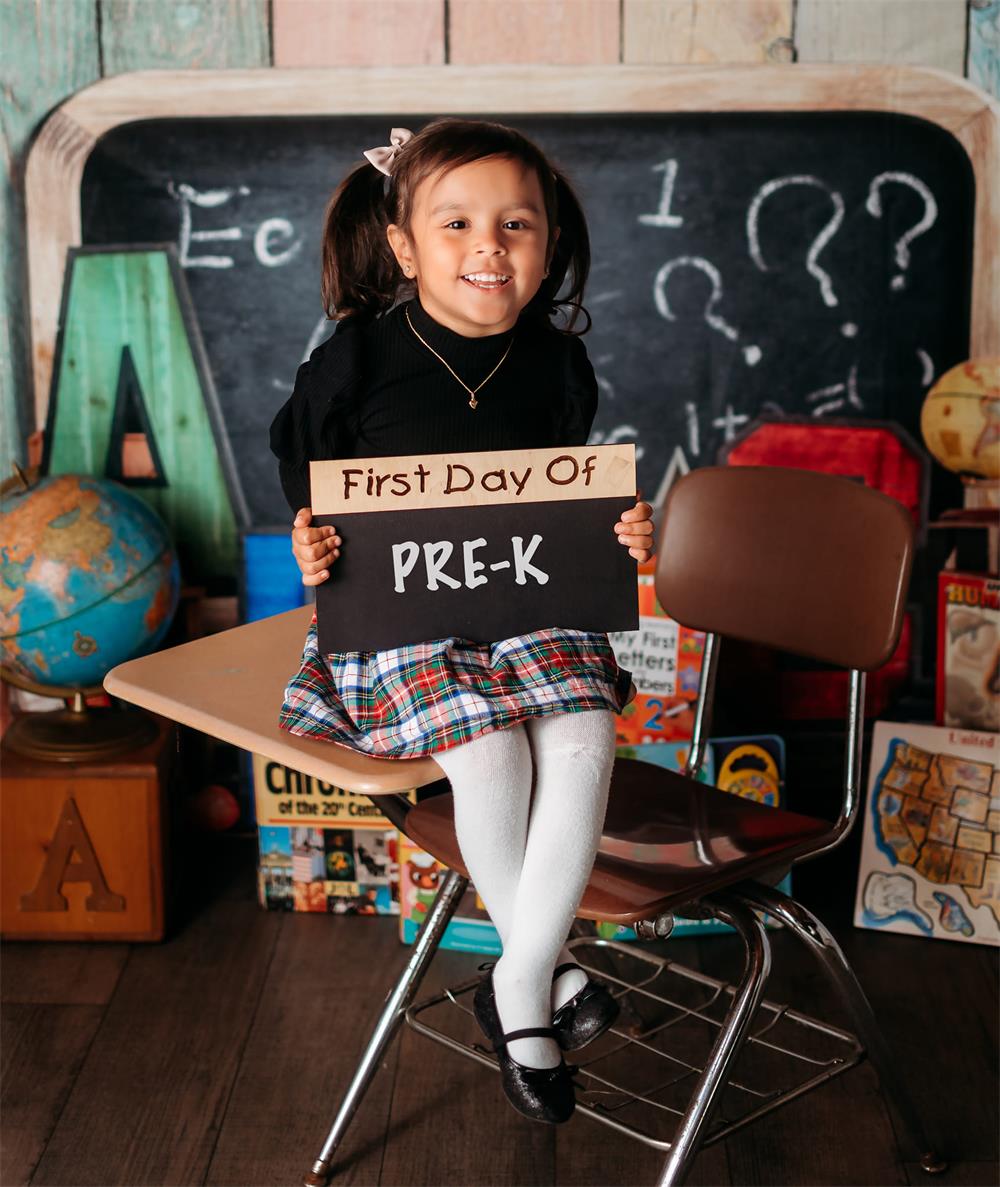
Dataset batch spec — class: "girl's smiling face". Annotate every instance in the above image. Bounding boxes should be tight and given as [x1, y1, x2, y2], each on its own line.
[387, 155, 557, 338]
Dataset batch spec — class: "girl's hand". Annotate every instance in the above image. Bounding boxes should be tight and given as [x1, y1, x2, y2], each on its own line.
[291, 507, 341, 586]
[614, 499, 654, 562]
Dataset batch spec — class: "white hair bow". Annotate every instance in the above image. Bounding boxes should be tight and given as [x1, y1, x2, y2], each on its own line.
[362, 127, 414, 176]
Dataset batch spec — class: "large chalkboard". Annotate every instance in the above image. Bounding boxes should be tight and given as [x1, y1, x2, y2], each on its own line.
[79, 110, 975, 526]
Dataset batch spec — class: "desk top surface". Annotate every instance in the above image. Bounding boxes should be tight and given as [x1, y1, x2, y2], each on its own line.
[104, 606, 442, 795]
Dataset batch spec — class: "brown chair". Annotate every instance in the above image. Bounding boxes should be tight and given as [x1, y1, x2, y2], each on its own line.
[105, 465, 943, 1186]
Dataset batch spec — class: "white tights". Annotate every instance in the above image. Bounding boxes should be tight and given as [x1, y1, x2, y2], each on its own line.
[432, 710, 616, 1068]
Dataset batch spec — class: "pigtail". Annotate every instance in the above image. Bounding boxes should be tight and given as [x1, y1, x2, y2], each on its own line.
[522, 168, 592, 336]
[320, 162, 406, 322]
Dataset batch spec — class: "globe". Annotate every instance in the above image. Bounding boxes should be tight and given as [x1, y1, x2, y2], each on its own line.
[920, 357, 1000, 480]
[0, 472, 180, 691]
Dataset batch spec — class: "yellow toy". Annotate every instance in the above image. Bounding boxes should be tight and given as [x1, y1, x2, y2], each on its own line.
[716, 744, 781, 806]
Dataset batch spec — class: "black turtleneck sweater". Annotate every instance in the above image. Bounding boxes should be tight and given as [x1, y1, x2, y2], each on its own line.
[269, 294, 598, 514]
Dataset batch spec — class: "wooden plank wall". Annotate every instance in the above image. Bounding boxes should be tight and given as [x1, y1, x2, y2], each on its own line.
[1, 0, 997, 471]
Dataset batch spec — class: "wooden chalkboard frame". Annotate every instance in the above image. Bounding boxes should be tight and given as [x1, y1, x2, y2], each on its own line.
[25, 64, 1000, 430]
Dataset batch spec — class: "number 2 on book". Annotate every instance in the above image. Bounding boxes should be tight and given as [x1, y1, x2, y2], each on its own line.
[643, 698, 665, 731]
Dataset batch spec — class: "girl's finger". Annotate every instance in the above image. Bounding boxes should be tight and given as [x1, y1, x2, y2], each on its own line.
[300, 554, 329, 572]
[620, 502, 652, 521]
[618, 533, 651, 548]
[299, 549, 339, 575]
[295, 525, 337, 548]
[296, 535, 340, 560]
[312, 543, 340, 564]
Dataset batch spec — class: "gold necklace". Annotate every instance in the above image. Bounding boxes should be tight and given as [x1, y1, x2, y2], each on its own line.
[405, 303, 515, 410]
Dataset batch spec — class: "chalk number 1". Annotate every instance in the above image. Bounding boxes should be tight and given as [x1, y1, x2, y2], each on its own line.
[639, 160, 684, 229]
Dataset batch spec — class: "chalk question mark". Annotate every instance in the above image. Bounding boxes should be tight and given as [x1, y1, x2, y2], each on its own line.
[654, 256, 761, 366]
[747, 175, 845, 308]
[865, 172, 938, 291]
[748, 176, 858, 338]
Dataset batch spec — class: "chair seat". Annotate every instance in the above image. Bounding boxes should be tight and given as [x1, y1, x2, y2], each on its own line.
[404, 756, 833, 924]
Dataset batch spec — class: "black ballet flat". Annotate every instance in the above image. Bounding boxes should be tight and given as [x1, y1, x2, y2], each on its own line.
[472, 965, 576, 1124]
[473, 962, 505, 1047]
[550, 962, 620, 1051]
[474, 960, 620, 1053]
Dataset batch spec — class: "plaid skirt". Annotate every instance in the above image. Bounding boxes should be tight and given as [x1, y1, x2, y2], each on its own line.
[278, 614, 633, 759]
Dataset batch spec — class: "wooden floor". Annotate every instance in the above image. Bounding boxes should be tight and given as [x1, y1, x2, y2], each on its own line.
[2, 832, 997, 1187]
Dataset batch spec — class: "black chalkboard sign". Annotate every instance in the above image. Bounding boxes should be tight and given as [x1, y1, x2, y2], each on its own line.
[79, 111, 974, 527]
[309, 444, 638, 651]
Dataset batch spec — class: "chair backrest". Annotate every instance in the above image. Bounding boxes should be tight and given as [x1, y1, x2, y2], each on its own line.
[655, 466, 914, 671]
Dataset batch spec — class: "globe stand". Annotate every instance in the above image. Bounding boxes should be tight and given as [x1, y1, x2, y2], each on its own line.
[962, 475, 999, 511]
[1, 668, 158, 762]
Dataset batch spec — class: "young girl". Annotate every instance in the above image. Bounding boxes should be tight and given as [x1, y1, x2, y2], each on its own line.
[269, 118, 654, 1125]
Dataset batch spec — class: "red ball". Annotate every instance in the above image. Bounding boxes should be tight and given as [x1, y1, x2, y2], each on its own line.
[191, 783, 241, 832]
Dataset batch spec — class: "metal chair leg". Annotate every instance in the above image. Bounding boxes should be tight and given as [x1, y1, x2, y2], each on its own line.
[303, 868, 469, 1187]
[735, 881, 947, 1175]
[656, 893, 772, 1187]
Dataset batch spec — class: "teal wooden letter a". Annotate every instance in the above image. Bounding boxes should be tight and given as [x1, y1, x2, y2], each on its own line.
[43, 247, 246, 584]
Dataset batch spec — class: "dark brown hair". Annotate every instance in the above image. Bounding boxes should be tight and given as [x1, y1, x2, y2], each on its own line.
[319, 117, 592, 334]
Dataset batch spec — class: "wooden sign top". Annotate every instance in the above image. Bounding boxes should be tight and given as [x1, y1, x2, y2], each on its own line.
[310, 444, 636, 515]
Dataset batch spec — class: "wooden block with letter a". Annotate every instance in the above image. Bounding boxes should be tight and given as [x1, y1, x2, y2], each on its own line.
[1, 715, 176, 941]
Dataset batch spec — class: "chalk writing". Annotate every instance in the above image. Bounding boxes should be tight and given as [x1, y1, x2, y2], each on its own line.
[712, 405, 751, 441]
[806, 362, 863, 417]
[639, 159, 684, 229]
[391, 535, 548, 593]
[254, 217, 302, 268]
[654, 256, 761, 367]
[865, 172, 938, 291]
[747, 175, 844, 308]
[170, 182, 249, 269]
[169, 181, 303, 270]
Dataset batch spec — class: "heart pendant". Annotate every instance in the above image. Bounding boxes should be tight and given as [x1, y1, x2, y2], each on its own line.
[469, 395, 478, 410]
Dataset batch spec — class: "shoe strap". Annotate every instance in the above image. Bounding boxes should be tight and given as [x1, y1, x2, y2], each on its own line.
[502, 1026, 557, 1042]
[494, 1026, 558, 1055]
[552, 962, 582, 981]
